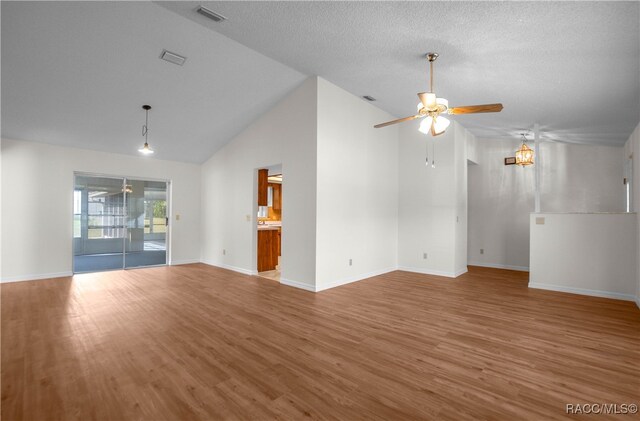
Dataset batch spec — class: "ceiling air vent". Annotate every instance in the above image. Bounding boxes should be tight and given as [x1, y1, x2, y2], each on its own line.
[160, 50, 187, 66]
[363, 95, 376, 102]
[196, 6, 227, 22]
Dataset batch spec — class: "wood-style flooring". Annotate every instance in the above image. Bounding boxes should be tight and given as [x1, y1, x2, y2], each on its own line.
[2, 264, 639, 420]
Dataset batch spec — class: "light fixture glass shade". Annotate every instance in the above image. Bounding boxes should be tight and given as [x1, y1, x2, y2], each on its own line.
[431, 116, 450, 135]
[138, 142, 154, 154]
[418, 116, 433, 134]
[515, 143, 534, 166]
[436, 97, 448, 109]
[417, 102, 424, 112]
[424, 93, 437, 111]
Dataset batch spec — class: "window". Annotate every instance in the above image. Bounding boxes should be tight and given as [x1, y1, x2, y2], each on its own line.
[87, 191, 126, 239]
[73, 190, 82, 238]
[144, 199, 167, 234]
[624, 156, 633, 213]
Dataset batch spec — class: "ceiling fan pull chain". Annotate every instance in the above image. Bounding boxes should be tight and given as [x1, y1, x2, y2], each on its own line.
[432, 139, 436, 168]
[425, 140, 429, 166]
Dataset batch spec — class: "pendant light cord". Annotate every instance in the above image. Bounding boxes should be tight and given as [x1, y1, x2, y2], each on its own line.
[142, 109, 149, 142]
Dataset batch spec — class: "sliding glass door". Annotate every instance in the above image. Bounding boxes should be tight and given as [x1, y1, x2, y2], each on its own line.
[73, 174, 168, 273]
[73, 175, 127, 272]
[124, 179, 167, 268]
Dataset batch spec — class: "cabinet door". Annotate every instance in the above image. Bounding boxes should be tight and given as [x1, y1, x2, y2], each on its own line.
[258, 169, 268, 206]
[272, 183, 282, 210]
[257, 230, 278, 272]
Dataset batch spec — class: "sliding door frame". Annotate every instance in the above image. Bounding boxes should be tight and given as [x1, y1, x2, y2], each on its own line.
[72, 171, 172, 273]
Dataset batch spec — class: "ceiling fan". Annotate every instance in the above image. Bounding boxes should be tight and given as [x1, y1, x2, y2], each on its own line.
[374, 53, 503, 136]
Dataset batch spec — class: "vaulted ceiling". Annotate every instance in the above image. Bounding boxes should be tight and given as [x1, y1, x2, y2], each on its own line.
[2, 1, 639, 163]
[1, 1, 305, 163]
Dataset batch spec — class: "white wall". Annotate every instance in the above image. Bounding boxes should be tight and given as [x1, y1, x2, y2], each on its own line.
[1, 138, 201, 282]
[466, 129, 479, 165]
[468, 139, 535, 270]
[0, 139, 3, 282]
[315, 78, 398, 290]
[540, 142, 625, 213]
[454, 124, 471, 274]
[623, 122, 640, 305]
[529, 213, 637, 301]
[398, 120, 472, 277]
[200, 77, 318, 290]
[468, 140, 625, 271]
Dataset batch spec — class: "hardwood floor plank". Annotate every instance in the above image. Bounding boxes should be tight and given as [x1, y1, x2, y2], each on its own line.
[2, 264, 639, 420]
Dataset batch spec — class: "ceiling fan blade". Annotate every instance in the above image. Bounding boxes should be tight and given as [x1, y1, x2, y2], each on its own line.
[448, 103, 503, 115]
[374, 114, 421, 129]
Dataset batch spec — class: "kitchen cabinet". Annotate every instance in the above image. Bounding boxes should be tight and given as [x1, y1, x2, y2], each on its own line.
[272, 183, 282, 211]
[258, 169, 268, 206]
[257, 229, 279, 272]
[277, 227, 281, 256]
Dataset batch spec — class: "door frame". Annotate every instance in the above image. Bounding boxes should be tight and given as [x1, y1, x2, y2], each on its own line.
[252, 164, 283, 275]
[72, 171, 172, 273]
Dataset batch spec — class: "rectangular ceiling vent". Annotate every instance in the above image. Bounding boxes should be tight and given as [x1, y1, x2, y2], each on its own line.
[197, 6, 227, 22]
[160, 50, 187, 66]
[363, 95, 376, 102]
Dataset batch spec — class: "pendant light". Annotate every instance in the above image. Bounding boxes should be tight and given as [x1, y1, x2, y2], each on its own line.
[515, 133, 534, 166]
[139, 105, 154, 154]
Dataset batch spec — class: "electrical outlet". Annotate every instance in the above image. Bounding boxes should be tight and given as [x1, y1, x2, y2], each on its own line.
[423, 252, 428, 260]
[480, 249, 484, 255]
[536, 217, 545, 225]
[245, 214, 251, 222]
[175, 214, 181, 221]
[349, 258, 352, 266]
[456, 216, 459, 223]
[223, 249, 226, 255]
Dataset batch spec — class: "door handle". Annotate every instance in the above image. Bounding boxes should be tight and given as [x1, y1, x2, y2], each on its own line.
[166, 216, 169, 226]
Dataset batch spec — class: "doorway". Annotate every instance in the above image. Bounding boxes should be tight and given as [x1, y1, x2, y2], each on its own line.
[624, 154, 633, 212]
[256, 166, 282, 282]
[73, 173, 169, 273]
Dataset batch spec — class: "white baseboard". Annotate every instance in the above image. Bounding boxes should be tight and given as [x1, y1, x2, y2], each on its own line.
[635, 296, 640, 309]
[280, 278, 316, 292]
[528, 282, 636, 302]
[1, 271, 73, 283]
[201, 261, 256, 276]
[397, 266, 456, 278]
[468, 261, 530, 272]
[455, 267, 468, 277]
[170, 259, 201, 266]
[316, 267, 397, 292]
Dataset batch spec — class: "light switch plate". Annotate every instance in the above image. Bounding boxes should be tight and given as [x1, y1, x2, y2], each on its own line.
[175, 214, 181, 221]
[536, 217, 545, 225]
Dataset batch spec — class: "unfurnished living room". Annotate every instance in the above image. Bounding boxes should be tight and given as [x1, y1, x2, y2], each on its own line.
[1, 1, 639, 420]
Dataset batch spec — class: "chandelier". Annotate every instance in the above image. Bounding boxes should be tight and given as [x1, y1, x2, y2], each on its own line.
[515, 133, 534, 166]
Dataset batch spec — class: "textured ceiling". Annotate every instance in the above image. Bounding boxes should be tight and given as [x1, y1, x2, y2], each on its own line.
[1, 1, 305, 163]
[160, 1, 640, 146]
[2, 2, 639, 164]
